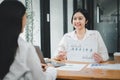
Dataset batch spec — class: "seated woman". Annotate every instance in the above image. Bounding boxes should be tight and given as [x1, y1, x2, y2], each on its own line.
[0, 0, 57, 80]
[53, 8, 109, 63]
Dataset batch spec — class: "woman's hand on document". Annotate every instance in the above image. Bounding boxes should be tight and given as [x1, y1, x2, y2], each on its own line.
[93, 53, 103, 63]
[41, 63, 48, 71]
[54, 51, 67, 61]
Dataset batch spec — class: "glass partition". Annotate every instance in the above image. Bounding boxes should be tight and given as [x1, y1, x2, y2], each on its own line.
[94, 0, 118, 54]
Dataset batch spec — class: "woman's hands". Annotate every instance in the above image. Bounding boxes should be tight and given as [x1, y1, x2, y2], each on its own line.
[41, 63, 54, 72]
[93, 53, 103, 63]
[41, 63, 48, 71]
[54, 51, 104, 63]
[54, 51, 67, 61]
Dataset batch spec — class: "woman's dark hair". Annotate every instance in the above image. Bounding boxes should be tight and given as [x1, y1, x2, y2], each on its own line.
[0, 0, 26, 79]
[71, 8, 89, 24]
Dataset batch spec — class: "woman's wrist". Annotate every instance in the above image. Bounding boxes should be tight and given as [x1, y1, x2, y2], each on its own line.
[53, 56, 61, 61]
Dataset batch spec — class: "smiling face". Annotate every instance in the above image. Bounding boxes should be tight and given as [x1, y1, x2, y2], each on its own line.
[72, 12, 88, 30]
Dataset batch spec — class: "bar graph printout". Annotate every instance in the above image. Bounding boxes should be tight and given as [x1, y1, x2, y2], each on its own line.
[87, 64, 120, 70]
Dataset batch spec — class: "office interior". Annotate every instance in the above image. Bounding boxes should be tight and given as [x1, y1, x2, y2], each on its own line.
[6, 0, 119, 60]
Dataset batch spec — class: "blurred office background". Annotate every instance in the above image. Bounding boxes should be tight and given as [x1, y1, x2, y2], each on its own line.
[1, 0, 120, 59]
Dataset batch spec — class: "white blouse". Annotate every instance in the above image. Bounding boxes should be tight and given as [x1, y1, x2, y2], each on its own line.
[54, 29, 109, 62]
[4, 35, 57, 80]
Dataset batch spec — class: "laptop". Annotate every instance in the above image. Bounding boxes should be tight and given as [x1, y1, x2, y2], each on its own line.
[34, 46, 46, 64]
[34, 46, 65, 67]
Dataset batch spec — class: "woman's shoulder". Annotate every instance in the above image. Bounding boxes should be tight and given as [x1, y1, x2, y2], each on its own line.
[88, 29, 99, 33]
[18, 36, 33, 48]
[63, 31, 75, 38]
[87, 29, 100, 35]
[17, 36, 35, 58]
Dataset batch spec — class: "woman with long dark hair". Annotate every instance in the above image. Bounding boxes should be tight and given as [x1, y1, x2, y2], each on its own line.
[53, 8, 109, 63]
[0, 0, 57, 80]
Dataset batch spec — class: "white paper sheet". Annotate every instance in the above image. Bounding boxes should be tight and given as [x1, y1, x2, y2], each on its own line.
[67, 52, 95, 62]
[87, 64, 120, 70]
[66, 37, 97, 62]
[56, 63, 86, 71]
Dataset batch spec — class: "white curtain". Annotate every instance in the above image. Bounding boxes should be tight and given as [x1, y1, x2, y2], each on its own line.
[22, 0, 41, 47]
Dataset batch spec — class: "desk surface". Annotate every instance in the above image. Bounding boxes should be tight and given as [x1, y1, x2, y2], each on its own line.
[56, 61, 120, 80]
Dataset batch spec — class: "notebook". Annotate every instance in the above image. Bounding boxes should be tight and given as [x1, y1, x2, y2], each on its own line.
[34, 46, 46, 64]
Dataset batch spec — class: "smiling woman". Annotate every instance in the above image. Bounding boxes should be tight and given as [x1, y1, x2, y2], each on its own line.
[53, 8, 109, 63]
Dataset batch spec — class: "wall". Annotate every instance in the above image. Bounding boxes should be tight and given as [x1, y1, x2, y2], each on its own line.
[67, 0, 74, 32]
[50, 0, 64, 57]
[50, 0, 74, 57]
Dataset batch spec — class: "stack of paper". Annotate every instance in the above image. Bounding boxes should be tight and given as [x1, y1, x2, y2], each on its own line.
[56, 63, 86, 71]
